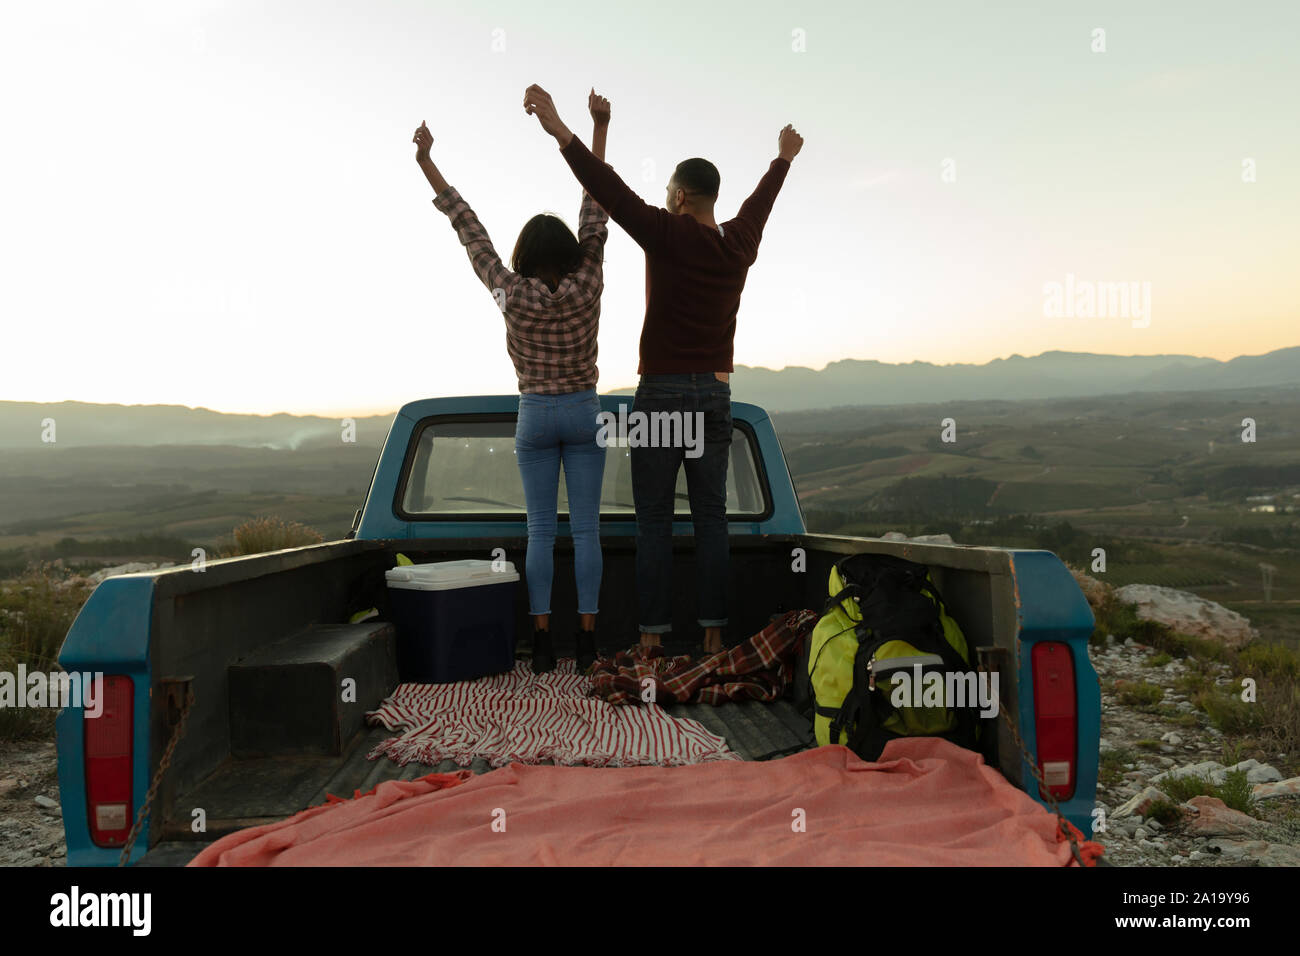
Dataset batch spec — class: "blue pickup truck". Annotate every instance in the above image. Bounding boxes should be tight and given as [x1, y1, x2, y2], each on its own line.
[55, 395, 1100, 865]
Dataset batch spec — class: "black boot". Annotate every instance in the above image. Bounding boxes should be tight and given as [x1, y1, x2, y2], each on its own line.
[575, 629, 598, 673]
[531, 627, 556, 673]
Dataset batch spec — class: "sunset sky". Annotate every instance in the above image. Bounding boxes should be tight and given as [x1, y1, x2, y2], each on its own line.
[2, 0, 1296, 416]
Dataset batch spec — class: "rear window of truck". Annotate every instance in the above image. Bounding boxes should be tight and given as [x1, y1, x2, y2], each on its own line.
[396, 415, 770, 519]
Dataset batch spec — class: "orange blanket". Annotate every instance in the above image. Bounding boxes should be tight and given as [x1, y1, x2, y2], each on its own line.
[188, 738, 1101, 866]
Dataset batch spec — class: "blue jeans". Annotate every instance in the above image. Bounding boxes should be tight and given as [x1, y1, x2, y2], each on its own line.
[629, 373, 731, 633]
[515, 390, 605, 617]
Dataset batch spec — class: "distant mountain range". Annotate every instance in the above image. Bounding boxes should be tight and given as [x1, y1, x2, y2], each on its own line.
[0, 402, 393, 451]
[3, 347, 1297, 448]
[709, 346, 1300, 412]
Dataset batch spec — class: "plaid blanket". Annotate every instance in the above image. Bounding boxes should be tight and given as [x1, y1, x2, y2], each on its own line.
[589, 609, 820, 706]
[366, 661, 739, 768]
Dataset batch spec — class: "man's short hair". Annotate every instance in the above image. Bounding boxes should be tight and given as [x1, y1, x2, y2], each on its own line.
[672, 158, 720, 199]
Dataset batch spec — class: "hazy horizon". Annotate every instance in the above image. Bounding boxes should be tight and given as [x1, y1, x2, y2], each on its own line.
[3, 344, 1295, 420]
[3, 1, 1297, 416]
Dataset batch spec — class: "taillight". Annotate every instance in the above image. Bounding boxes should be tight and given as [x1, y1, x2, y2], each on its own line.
[85, 675, 133, 847]
[1031, 642, 1076, 800]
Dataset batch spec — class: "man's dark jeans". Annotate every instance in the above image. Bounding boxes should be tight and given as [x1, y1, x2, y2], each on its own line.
[629, 373, 731, 634]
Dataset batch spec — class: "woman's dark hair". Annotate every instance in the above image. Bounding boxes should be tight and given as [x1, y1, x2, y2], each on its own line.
[511, 214, 583, 291]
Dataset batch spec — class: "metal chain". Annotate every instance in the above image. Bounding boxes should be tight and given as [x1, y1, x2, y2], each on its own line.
[997, 690, 1088, 867]
[118, 684, 194, 867]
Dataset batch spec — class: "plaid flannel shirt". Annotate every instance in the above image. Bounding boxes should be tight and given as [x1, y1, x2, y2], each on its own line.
[588, 609, 821, 706]
[433, 187, 609, 394]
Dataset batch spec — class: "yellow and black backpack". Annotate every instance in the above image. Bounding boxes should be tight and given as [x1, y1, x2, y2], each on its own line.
[800, 552, 981, 761]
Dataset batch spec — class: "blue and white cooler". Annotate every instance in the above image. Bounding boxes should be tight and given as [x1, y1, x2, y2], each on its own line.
[384, 559, 520, 683]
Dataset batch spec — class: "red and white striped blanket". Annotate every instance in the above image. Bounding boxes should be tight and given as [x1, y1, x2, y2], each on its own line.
[365, 660, 740, 768]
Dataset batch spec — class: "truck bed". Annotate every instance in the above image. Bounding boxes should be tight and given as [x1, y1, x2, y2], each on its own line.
[61, 532, 1084, 866]
[141, 697, 813, 865]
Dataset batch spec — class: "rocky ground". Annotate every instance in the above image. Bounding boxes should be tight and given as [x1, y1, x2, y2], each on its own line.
[0, 739, 67, 867]
[1090, 634, 1300, 866]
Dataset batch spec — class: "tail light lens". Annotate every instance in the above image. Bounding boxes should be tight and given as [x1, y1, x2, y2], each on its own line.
[84, 675, 133, 847]
[1031, 642, 1076, 800]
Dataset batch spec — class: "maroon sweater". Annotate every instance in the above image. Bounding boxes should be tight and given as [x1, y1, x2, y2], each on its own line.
[560, 135, 790, 374]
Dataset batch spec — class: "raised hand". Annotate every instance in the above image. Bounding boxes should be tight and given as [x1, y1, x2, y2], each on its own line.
[413, 121, 433, 163]
[588, 88, 610, 127]
[778, 124, 804, 162]
[523, 84, 572, 145]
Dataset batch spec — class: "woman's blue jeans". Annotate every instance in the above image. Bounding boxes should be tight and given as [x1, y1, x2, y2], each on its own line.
[515, 389, 605, 617]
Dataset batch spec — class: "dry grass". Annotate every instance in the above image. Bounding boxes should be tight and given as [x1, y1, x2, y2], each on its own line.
[0, 563, 93, 741]
[217, 515, 324, 558]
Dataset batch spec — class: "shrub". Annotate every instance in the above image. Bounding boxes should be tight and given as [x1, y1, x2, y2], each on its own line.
[0, 563, 92, 741]
[1238, 643, 1300, 681]
[1158, 773, 1216, 804]
[1144, 798, 1185, 826]
[1253, 678, 1300, 760]
[1217, 770, 1257, 816]
[0, 563, 92, 671]
[1195, 688, 1262, 734]
[218, 516, 325, 558]
[1115, 680, 1164, 707]
[1098, 748, 1134, 787]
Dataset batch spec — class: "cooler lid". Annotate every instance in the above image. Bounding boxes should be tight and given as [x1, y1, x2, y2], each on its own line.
[385, 558, 519, 591]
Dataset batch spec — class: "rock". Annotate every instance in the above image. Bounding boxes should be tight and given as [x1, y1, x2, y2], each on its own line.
[1133, 826, 1150, 839]
[1158, 757, 1176, 767]
[1225, 759, 1282, 785]
[1208, 840, 1300, 867]
[1208, 840, 1248, 859]
[1157, 759, 1284, 787]
[1151, 760, 1224, 785]
[1147, 819, 1162, 831]
[33, 795, 58, 810]
[1114, 786, 1169, 818]
[1252, 776, 1300, 801]
[1160, 731, 1182, 746]
[87, 561, 171, 585]
[1113, 584, 1259, 650]
[1183, 797, 1266, 839]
